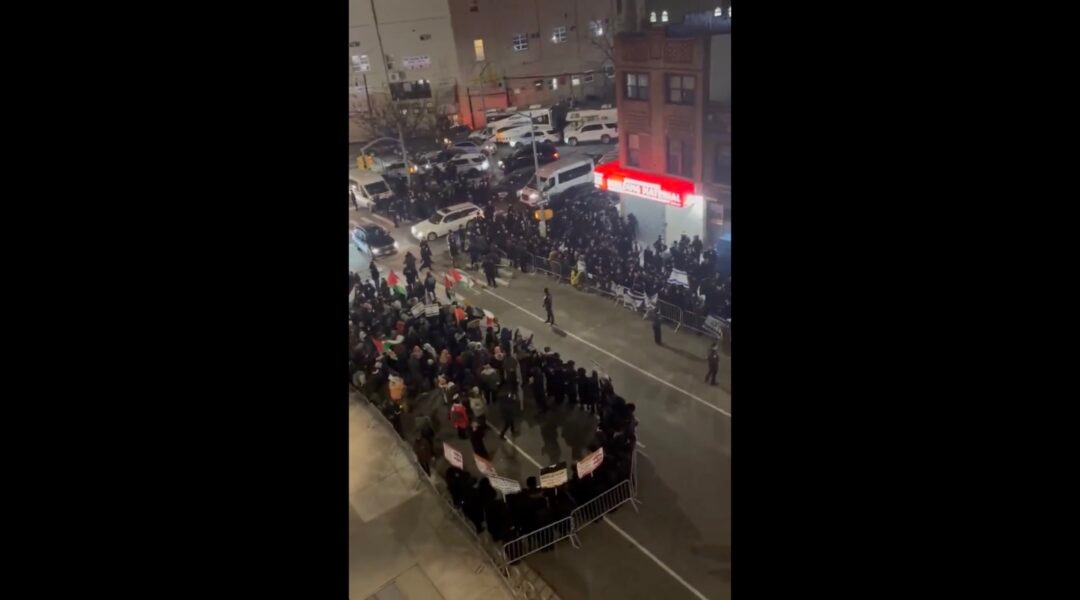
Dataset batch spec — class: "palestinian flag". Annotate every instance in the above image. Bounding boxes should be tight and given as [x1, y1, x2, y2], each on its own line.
[449, 267, 470, 288]
[386, 270, 406, 297]
[444, 274, 455, 289]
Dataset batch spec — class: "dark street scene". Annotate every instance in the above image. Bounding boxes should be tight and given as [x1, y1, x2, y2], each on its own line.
[349, 2, 731, 599]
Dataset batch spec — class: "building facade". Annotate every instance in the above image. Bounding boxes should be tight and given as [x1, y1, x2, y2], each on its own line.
[596, 7, 730, 264]
[349, 0, 464, 141]
[446, 0, 623, 127]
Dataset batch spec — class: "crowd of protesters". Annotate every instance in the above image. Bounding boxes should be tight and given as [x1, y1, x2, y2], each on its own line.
[349, 269, 638, 551]
[441, 188, 731, 320]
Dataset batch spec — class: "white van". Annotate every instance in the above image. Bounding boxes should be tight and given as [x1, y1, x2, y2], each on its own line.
[519, 158, 595, 207]
[349, 169, 395, 210]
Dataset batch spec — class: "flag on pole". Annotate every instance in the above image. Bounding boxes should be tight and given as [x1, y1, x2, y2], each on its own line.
[387, 270, 406, 297]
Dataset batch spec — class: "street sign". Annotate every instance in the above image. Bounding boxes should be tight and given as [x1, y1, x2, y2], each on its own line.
[475, 454, 498, 478]
[539, 462, 569, 488]
[443, 442, 464, 469]
[576, 447, 604, 478]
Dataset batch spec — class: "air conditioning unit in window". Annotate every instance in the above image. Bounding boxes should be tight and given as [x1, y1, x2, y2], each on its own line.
[389, 71, 405, 82]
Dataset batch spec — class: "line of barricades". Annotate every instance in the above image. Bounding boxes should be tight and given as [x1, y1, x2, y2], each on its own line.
[519, 252, 729, 344]
[357, 391, 641, 591]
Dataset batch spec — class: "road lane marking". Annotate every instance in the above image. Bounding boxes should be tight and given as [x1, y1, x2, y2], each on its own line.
[477, 287, 732, 417]
[604, 518, 712, 600]
[491, 423, 711, 600]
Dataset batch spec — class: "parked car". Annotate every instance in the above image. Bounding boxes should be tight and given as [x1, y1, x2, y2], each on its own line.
[417, 148, 466, 173]
[410, 202, 484, 241]
[451, 140, 485, 154]
[564, 122, 618, 146]
[504, 128, 562, 148]
[447, 153, 490, 176]
[493, 123, 534, 145]
[499, 142, 559, 173]
[441, 124, 473, 145]
[352, 223, 398, 257]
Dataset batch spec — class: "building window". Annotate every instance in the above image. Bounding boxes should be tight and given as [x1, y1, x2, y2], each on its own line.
[666, 139, 692, 177]
[625, 73, 649, 100]
[649, 11, 657, 23]
[715, 7, 723, 17]
[713, 144, 730, 183]
[571, 76, 581, 86]
[550, 77, 559, 90]
[589, 20, 605, 37]
[513, 33, 529, 52]
[666, 75, 695, 105]
[468, 0, 479, 12]
[729, 5, 733, 18]
[627, 134, 642, 167]
[583, 73, 594, 84]
[552, 26, 567, 44]
[473, 39, 485, 62]
[390, 80, 432, 100]
[661, 10, 669, 23]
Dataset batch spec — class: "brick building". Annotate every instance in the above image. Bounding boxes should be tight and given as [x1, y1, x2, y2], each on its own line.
[446, 0, 622, 127]
[596, 6, 730, 264]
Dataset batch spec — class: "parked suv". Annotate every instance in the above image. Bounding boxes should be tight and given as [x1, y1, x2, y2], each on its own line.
[565, 122, 618, 146]
[410, 202, 484, 241]
[499, 143, 559, 173]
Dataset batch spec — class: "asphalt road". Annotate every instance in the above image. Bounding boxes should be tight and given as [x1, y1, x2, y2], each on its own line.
[349, 139, 731, 600]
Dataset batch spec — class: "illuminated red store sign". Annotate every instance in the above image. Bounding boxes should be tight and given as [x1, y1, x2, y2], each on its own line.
[593, 161, 696, 208]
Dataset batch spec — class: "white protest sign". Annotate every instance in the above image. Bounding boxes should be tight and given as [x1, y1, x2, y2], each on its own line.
[539, 463, 569, 489]
[411, 303, 426, 317]
[424, 305, 441, 318]
[488, 475, 522, 495]
[475, 454, 498, 478]
[442, 442, 464, 469]
[575, 447, 604, 478]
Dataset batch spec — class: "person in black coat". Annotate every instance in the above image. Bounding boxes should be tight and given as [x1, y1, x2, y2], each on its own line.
[530, 365, 547, 413]
[564, 361, 578, 407]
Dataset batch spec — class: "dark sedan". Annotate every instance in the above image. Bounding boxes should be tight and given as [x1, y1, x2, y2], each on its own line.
[354, 224, 398, 257]
[499, 143, 559, 173]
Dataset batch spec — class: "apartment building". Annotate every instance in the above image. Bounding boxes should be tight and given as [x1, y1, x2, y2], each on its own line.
[447, 0, 622, 127]
[349, 0, 464, 141]
[596, 7, 730, 263]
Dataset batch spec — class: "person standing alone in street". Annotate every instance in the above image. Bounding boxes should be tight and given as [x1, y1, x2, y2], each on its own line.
[651, 308, 663, 345]
[543, 288, 555, 325]
[705, 342, 720, 385]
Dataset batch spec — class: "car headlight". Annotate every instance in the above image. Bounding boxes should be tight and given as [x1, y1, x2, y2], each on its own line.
[393, 242, 399, 249]
[481, 160, 489, 170]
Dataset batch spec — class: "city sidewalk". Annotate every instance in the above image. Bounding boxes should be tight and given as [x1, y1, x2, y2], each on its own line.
[349, 397, 513, 600]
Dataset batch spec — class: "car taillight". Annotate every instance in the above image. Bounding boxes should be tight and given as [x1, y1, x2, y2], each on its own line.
[554, 153, 559, 158]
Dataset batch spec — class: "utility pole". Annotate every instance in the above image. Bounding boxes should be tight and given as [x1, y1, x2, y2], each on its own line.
[370, 0, 412, 188]
[530, 115, 547, 238]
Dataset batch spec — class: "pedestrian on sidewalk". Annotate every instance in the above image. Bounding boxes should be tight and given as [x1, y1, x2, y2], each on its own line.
[420, 240, 434, 270]
[651, 308, 663, 345]
[369, 261, 379, 284]
[413, 434, 434, 476]
[450, 397, 469, 439]
[470, 421, 490, 459]
[543, 288, 555, 325]
[424, 271, 436, 303]
[705, 342, 720, 385]
[498, 385, 519, 439]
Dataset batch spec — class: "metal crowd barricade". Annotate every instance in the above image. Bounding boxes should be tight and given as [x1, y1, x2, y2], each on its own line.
[569, 480, 637, 538]
[655, 299, 683, 327]
[502, 516, 576, 564]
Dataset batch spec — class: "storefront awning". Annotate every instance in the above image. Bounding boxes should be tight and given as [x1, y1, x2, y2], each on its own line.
[593, 161, 697, 208]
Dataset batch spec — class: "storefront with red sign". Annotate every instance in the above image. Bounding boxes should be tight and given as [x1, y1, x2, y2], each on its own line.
[593, 161, 707, 246]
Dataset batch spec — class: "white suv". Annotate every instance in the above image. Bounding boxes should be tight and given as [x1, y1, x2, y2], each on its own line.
[565, 122, 618, 146]
[447, 153, 490, 176]
[411, 202, 484, 241]
[504, 128, 562, 147]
